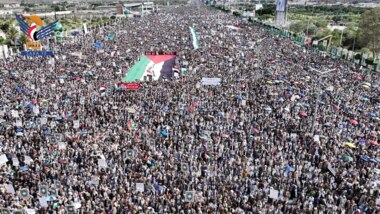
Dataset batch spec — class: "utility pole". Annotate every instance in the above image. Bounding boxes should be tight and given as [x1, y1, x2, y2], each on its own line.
[352, 30, 358, 53]
[309, 68, 336, 134]
[340, 28, 344, 47]
[141, 3, 144, 17]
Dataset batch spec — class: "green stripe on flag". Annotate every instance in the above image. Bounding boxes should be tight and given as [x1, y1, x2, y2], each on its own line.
[122, 55, 150, 82]
[189, 27, 199, 50]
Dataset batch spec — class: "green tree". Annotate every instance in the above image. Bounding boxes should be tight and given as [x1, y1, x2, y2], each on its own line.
[342, 26, 358, 49]
[305, 24, 318, 36]
[52, 5, 60, 12]
[331, 29, 343, 47]
[290, 21, 307, 33]
[44, 18, 53, 25]
[260, 14, 274, 21]
[256, 4, 276, 16]
[332, 15, 342, 23]
[358, 7, 380, 58]
[60, 18, 69, 26]
[17, 33, 27, 47]
[315, 28, 331, 40]
[315, 19, 327, 28]
[0, 22, 9, 32]
[7, 27, 18, 46]
[233, 11, 241, 17]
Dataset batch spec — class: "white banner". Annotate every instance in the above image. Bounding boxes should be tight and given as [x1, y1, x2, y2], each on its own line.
[83, 23, 88, 35]
[3, 45, 8, 58]
[269, 188, 279, 200]
[0, 45, 3, 59]
[201, 78, 221, 86]
[136, 183, 144, 192]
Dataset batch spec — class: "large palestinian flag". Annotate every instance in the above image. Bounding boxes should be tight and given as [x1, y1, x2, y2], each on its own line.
[122, 55, 176, 82]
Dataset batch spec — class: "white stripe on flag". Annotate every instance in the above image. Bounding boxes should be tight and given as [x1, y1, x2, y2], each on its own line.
[140, 61, 164, 81]
[140, 61, 155, 81]
[152, 62, 165, 81]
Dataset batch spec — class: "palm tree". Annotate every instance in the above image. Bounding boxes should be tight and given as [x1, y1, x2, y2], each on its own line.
[7, 27, 18, 46]
[17, 33, 27, 48]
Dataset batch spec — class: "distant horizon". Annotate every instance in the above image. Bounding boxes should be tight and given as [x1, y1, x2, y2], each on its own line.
[0, 0, 127, 4]
[1, 0, 380, 4]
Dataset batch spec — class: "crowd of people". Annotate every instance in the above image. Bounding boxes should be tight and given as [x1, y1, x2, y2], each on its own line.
[0, 4, 379, 213]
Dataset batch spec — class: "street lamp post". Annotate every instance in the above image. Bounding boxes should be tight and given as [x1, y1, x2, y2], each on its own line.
[340, 28, 344, 47]
[309, 68, 336, 134]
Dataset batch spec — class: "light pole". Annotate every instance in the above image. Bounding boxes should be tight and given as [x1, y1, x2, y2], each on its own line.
[306, 18, 310, 37]
[309, 67, 336, 134]
[352, 35, 356, 53]
[340, 28, 344, 46]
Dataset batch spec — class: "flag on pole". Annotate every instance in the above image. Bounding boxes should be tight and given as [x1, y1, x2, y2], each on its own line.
[128, 121, 136, 130]
[189, 27, 199, 50]
[99, 85, 106, 91]
[107, 35, 115, 40]
[181, 68, 187, 75]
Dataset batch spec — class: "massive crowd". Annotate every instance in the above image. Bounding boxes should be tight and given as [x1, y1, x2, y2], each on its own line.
[0, 4, 379, 214]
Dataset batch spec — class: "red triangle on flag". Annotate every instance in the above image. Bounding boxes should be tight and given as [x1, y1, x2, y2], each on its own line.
[145, 55, 176, 64]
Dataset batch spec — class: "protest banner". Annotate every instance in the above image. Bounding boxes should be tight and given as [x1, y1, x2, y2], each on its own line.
[24, 156, 33, 165]
[185, 191, 195, 202]
[73, 120, 80, 129]
[126, 150, 135, 158]
[136, 183, 144, 192]
[39, 197, 48, 207]
[0, 154, 8, 165]
[39, 184, 48, 196]
[20, 188, 30, 199]
[12, 157, 19, 167]
[118, 82, 139, 90]
[269, 188, 279, 200]
[20, 51, 54, 57]
[98, 159, 107, 168]
[6, 184, 15, 194]
[201, 78, 221, 86]
[24, 209, 36, 214]
[66, 205, 75, 213]
[181, 163, 189, 172]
